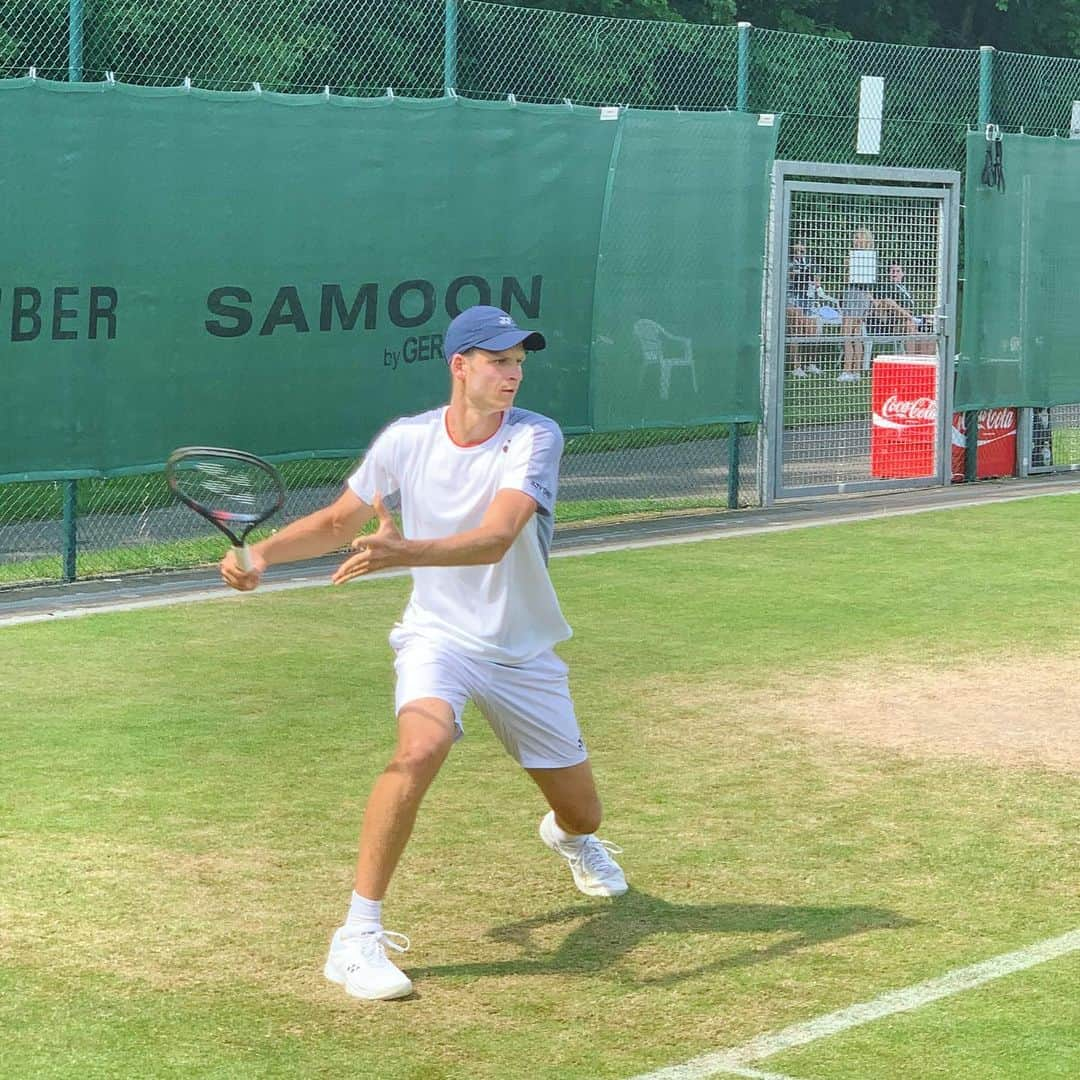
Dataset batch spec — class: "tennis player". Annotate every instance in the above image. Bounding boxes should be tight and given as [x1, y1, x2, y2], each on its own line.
[220, 305, 627, 1000]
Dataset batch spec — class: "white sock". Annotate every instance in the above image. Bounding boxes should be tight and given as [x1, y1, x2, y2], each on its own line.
[346, 891, 382, 932]
[549, 817, 588, 848]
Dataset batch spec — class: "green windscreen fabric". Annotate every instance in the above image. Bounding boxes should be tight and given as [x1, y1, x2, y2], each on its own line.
[0, 80, 777, 480]
[956, 131, 1080, 410]
[590, 110, 778, 430]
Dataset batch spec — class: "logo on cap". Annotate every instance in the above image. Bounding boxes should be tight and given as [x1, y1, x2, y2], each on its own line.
[442, 305, 547, 362]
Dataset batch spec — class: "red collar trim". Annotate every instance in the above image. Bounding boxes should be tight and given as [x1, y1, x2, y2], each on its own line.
[444, 410, 505, 448]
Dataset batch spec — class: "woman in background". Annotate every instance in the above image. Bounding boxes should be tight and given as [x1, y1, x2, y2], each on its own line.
[839, 228, 876, 382]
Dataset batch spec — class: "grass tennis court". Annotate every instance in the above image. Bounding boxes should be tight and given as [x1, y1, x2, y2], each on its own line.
[2, 497, 1078, 1079]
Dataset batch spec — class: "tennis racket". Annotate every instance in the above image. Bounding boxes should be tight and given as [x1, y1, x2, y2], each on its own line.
[166, 447, 286, 571]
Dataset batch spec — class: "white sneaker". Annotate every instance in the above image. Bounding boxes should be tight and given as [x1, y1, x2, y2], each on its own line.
[805, 363, 823, 375]
[324, 926, 413, 1000]
[791, 366, 808, 378]
[539, 811, 628, 897]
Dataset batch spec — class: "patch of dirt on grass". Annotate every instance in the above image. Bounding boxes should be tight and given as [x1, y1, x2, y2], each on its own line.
[750, 655, 1080, 773]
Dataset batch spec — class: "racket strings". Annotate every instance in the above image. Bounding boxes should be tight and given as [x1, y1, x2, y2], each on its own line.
[175, 460, 283, 522]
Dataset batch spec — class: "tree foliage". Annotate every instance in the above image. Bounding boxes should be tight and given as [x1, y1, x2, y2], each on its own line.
[1, 0, 1076, 96]
[529, 0, 1080, 56]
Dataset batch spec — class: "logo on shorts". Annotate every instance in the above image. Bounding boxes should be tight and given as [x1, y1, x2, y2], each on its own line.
[502, 441, 510, 453]
[577, 737, 585, 751]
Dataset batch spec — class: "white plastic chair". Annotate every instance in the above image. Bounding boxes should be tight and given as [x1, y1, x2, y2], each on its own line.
[633, 319, 697, 400]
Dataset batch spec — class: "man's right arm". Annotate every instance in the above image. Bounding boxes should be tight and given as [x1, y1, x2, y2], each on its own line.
[221, 487, 375, 590]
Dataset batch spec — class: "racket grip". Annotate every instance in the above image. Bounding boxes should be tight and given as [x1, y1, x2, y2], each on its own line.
[235, 544, 253, 572]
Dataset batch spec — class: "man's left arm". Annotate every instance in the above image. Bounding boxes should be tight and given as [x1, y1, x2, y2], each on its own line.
[331, 489, 537, 583]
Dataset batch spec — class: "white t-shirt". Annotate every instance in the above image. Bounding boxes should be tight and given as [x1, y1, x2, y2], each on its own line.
[848, 249, 877, 285]
[347, 406, 572, 664]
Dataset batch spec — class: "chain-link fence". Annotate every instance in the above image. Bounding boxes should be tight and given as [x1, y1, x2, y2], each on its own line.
[752, 31, 982, 171]
[5, 2, 1078, 130]
[995, 49, 1080, 137]
[1, 0, 450, 91]
[4, 1, 1080, 585]
[0, 430, 755, 587]
[458, 3, 738, 108]
[1030, 406, 1080, 475]
[0, 458, 354, 586]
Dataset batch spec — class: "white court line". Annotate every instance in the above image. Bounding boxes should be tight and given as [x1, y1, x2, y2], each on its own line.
[3, 482, 1080, 628]
[699, 1069, 793, 1080]
[631, 928, 1080, 1080]
[0, 570, 410, 628]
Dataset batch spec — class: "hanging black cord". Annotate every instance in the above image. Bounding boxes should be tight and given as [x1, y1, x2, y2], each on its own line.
[982, 136, 1005, 192]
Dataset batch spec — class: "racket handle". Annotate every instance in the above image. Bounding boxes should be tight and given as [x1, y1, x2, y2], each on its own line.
[235, 544, 253, 572]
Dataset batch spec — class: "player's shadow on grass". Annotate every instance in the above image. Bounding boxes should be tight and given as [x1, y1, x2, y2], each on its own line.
[409, 887, 916, 987]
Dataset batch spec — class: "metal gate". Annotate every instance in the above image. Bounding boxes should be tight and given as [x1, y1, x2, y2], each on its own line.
[1025, 405, 1080, 476]
[763, 163, 961, 502]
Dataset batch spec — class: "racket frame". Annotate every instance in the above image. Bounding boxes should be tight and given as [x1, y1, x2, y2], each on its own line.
[165, 446, 286, 571]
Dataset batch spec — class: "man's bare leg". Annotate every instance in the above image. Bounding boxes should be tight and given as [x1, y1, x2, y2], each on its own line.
[529, 760, 627, 897]
[526, 759, 602, 835]
[354, 698, 456, 899]
[325, 698, 456, 1001]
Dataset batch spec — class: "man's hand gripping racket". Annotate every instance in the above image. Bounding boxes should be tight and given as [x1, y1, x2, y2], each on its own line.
[166, 447, 285, 589]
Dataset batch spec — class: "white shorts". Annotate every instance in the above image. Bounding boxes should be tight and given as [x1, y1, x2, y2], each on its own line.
[390, 629, 587, 769]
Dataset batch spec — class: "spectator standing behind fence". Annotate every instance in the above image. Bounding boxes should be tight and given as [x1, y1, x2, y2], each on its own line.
[786, 241, 825, 378]
[839, 228, 876, 382]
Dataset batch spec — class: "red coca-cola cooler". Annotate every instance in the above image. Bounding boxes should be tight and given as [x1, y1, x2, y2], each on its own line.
[871, 356, 939, 479]
[951, 409, 1018, 481]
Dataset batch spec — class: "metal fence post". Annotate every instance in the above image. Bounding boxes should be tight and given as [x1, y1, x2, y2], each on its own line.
[965, 45, 996, 482]
[68, 0, 84, 82]
[732, 26, 750, 507]
[727, 423, 741, 508]
[736, 22, 751, 111]
[62, 479, 78, 582]
[444, 0, 458, 91]
[978, 44, 994, 129]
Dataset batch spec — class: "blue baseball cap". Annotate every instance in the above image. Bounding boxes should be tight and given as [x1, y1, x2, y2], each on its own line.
[443, 305, 546, 362]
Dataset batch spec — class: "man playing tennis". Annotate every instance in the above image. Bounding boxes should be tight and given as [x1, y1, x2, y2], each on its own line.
[220, 305, 627, 1000]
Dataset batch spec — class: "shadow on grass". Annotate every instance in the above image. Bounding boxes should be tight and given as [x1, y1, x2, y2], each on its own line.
[409, 887, 916, 987]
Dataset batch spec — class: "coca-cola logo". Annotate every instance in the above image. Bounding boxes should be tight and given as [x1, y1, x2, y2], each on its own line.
[979, 408, 1014, 431]
[951, 409, 1017, 445]
[880, 394, 937, 424]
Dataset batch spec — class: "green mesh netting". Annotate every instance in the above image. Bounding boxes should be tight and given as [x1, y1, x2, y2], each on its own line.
[956, 131, 1080, 411]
